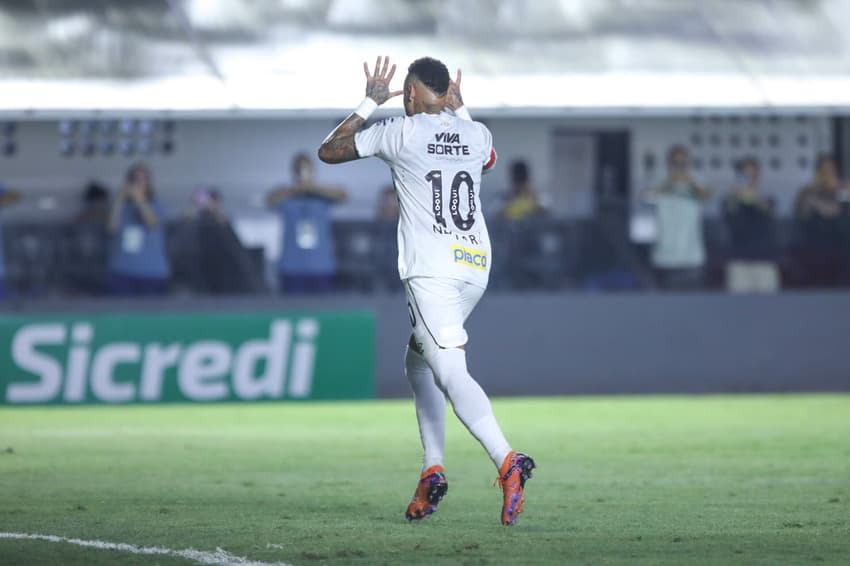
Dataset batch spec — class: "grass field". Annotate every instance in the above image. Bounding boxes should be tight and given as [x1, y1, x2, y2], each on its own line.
[1, 395, 848, 565]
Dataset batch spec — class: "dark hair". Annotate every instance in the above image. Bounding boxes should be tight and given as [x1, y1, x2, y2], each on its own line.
[815, 153, 835, 171]
[124, 162, 154, 199]
[667, 144, 689, 163]
[734, 156, 760, 173]
[407, 57, 450, 96]
[511, 160, 530, 185]
[83, 181, 109, 203]
[125, 162, 151, 184]
[291, 152, 312, 175]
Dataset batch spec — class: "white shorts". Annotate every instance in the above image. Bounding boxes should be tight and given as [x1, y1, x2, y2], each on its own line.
[403, 277, 485, 350]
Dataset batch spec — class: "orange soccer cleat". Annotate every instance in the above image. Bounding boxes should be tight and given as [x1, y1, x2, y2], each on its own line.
[495, 451, 536, 525]
[405, 465, 448, 521]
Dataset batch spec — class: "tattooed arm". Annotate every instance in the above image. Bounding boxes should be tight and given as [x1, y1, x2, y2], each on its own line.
[318, 55, 402, 164]
[317, 115, 366, 164]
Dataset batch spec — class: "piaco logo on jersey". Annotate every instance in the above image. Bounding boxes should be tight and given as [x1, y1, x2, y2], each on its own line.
[452, 245, 488, 270]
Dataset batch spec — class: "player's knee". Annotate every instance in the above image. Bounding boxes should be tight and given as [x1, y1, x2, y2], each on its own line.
[426, 346, 467, 392]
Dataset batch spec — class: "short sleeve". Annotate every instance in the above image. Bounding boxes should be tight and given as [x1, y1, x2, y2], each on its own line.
[478, 123, 497, 173]
[355, 116, 407, 162]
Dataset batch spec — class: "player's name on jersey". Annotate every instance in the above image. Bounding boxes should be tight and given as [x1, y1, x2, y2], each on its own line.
[427, 132, 470, 156]
[432, 224, 485, 244]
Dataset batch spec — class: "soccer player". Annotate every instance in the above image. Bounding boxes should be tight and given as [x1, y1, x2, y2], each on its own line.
[318, 56, 535, 525]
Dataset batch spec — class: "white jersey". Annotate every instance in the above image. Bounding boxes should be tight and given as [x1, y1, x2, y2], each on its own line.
[355, 111, 496, 289]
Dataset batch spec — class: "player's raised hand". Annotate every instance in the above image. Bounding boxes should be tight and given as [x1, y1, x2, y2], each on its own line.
[364, 56, 403, 105]
[446, 69, 464, 111]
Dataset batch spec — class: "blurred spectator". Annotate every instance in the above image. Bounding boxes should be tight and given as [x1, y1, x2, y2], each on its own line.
[375, 185, 401, 290]
[0, 183, 22, 299]
[74, 181, 111, 225]
[67, 182, 110, 296]
[646, 145, 711, 290]
[793, 154, 850, 287]
[502, 160, 545, 220]
[722, 157, 779, 293]
[183, 187, 264, 294]
[376, 185, 400, 221]
[186, 186, 227, 224]
[267, 153, 346, 294]
[107, 163, 170, 296]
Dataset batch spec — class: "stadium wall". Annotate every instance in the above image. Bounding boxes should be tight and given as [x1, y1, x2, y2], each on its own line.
[4, 292, 848, 401]
[2, 114, 832, 222]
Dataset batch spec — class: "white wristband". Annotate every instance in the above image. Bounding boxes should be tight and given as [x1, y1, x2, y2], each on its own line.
[354, 97, 379, 120]
[454, 105, 472, 121]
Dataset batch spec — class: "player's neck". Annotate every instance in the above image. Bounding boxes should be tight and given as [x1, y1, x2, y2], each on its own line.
[416, 102, 444, 115]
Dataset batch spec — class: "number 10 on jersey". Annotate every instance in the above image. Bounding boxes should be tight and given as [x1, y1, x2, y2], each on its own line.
[425, 170, 476, 231]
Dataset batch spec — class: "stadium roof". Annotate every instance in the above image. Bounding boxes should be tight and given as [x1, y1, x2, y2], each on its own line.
[1, 0, 849, 116]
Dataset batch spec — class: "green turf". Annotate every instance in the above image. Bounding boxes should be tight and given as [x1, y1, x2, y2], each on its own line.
[1, 395, 848, 565]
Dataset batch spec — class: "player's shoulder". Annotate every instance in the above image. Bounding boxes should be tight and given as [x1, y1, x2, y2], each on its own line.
[367, 114, 414, 140]
[471, 119, 492, 138]
[458, 117, 492, 147]
[448, 113, 490, 135]
[370, 115, 407, 128]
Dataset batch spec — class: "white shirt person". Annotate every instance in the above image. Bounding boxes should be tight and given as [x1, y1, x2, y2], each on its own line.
[317, 56, 534, 526]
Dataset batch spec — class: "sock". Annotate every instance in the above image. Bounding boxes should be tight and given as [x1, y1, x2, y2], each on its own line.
[428, 347, 512, 469]
[404, 345, 446, 473]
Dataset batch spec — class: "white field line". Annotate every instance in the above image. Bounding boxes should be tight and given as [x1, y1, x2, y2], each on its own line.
[0, 532, 293, 566]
